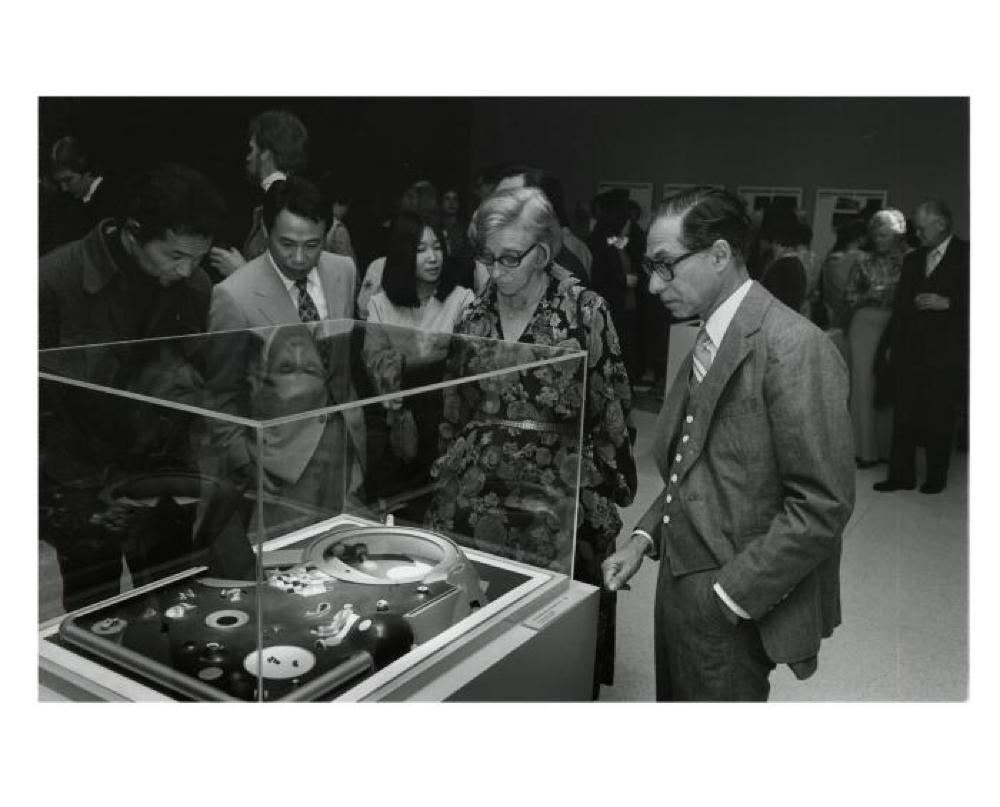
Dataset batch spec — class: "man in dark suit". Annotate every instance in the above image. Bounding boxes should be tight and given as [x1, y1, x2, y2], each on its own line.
[602, 186, 855, 701]
[207, 176, 358, 521]
[874, 200, 969, 495]
[208, 109, 309, 278]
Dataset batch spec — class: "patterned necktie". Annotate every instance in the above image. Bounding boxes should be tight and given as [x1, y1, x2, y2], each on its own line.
[691, 327, 714, 385]
[295, 277, 320, 323]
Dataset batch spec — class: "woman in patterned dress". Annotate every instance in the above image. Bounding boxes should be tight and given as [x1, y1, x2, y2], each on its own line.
[425, 187, 637, 696]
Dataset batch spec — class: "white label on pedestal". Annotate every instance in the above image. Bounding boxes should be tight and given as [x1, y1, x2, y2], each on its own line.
[522, 594, 572, 631]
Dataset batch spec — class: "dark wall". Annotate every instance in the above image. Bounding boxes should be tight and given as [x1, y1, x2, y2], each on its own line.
[40, 97, 475, 260]
[39, 97, 970, 255]
[468, 97, 970, 236]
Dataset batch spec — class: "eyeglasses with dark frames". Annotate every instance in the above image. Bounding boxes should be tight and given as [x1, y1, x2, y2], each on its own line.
[640, 248, 706, 282]
[474, 242, 541, 269]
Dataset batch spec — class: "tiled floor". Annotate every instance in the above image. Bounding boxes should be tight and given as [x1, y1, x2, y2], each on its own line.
[601, 407, 969, 702]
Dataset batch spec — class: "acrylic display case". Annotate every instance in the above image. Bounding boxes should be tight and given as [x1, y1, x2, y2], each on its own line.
[38, 320, 591, 701]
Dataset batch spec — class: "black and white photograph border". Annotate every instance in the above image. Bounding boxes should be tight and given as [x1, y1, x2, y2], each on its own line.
[8, 1, 998, 805]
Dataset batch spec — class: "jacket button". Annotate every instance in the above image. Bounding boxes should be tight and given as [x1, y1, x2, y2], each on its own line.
[662, 515, 670, 525]
[685, 414, 694, 424]
[670, 474, 678, 483]
[666, 494, 672, 504]
[682, 434, 690, 443]
[675, 453, 682, 463]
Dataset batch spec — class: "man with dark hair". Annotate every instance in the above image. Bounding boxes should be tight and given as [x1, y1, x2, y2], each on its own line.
[209, 109, 309, 277]
[40, 162, 224, 349]
[874, 199, 969, 494]
[207, 176, 357, 509]
[602, 186, 855, 701]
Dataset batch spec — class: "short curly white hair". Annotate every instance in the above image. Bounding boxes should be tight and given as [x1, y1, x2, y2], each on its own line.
[869, 207, 907, 236]
[468, 187, 563, 262]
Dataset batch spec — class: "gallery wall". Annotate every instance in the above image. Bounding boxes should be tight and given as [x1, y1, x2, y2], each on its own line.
[39, 97, 971, 249]
[39, 97, 474, 255]
[468, 97, 970, 236]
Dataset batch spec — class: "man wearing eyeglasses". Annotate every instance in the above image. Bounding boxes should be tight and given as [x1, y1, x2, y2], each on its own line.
[602, 186, 855, 701]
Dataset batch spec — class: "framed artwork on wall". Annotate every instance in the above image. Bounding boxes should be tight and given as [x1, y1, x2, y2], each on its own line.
[660, 182, 727, 198]
[737, 185, 804, 215]
[811, 188, 888, 260]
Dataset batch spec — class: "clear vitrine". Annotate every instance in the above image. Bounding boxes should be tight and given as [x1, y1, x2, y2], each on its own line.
[38, 320, 587, 701]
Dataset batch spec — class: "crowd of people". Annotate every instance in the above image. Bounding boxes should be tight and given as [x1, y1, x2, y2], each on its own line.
[38, 106, 969, 701]
[750, 197, 969, 494]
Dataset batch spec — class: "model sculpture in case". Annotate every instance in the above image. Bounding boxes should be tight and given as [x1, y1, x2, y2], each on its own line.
[60, 523, 487, 701]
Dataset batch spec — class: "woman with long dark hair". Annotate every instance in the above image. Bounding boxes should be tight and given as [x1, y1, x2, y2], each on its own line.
[361, 211, 474, 516]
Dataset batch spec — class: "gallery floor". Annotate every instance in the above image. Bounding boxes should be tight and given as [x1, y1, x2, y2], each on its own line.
[602, 406, 969, 702]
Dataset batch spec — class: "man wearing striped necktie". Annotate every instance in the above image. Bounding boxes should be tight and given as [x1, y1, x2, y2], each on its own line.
[603, 186, 854, 700]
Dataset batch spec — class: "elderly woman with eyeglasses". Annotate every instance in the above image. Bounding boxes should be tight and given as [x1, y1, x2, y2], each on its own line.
[425, 187, 637, 697]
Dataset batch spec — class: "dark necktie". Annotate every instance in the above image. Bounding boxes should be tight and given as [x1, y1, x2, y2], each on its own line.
[295, 277, 320, 323]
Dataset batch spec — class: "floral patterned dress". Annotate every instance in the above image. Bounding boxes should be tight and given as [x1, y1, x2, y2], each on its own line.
[425, 266, 637, 688]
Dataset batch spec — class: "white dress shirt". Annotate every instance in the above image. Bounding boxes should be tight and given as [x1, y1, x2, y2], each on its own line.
[82, 175, 104, 204]
[261, 171, 286, 193]
[266, 251, 329, 320]
[701, 277, 753, 360]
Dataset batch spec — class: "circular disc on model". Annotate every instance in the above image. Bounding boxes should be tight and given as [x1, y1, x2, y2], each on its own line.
[243, 646, 316, 680]
[205, 609, 250, 630]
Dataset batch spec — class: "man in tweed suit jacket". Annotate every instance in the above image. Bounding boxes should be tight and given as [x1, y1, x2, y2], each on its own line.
[603, 187, 855, 701]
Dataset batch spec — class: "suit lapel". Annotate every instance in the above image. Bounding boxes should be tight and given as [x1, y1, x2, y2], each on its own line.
[676, 282, 769, 484]
[253, 259, 298, 325]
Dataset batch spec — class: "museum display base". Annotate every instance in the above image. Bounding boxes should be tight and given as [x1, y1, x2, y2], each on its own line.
[39, 515, 598, 702]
